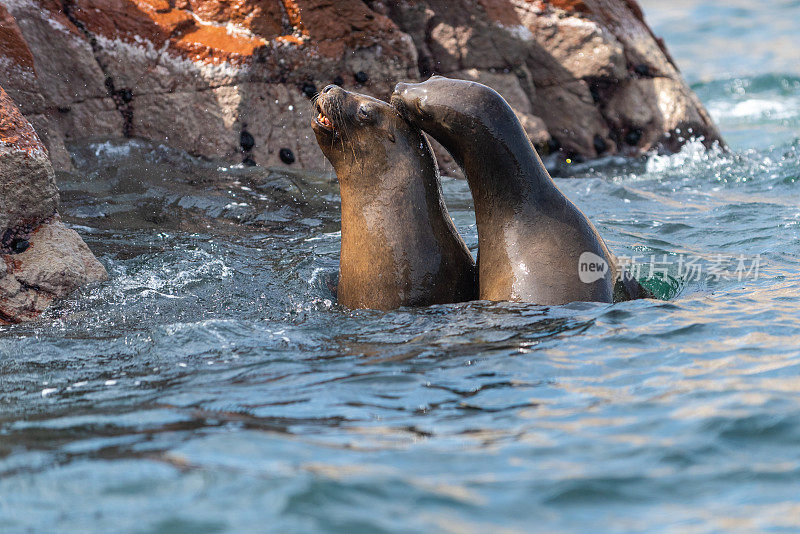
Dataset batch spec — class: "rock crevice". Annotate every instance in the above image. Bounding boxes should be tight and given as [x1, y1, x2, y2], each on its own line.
[61, 0, 136, 137]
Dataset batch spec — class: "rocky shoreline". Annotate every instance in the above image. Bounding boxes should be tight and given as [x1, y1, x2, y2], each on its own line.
[1, 0, 722, 171]
[0, 0, 723, 322]
[0, 84, 107, 324]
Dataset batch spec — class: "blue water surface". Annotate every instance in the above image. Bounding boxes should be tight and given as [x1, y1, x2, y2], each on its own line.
[2, 2, 800, 532]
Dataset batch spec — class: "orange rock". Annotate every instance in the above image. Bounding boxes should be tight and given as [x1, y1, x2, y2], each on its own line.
[477, 0, 523, 27]
[0, 86, 44, 156]
[172, 24, 267, 64]
[135, 0, 172, 12]
[24, 0, 408, 68]
[547, 0, 590, 13]
[186, 0, 285, 37]
[295, 0, 406, 59]
[0, 4, 36, 72]
[281, 0, 307, 36]
[67, 0, 295, 65]
[72, 0, 175, 46]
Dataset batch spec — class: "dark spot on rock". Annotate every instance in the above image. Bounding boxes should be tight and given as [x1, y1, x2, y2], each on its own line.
[57, 106, 71, 113]
[418, 56, 435, 78]
[634, 64, 652, 77]
[279, 148, 295, 165]
[547, 137, 562, 154]
[593, 134, 608, 155]
[240, 130, 255, 152]
[1, 227, 30, 255]
[119, 88, 133, 103]
[11, 239, 29, 254]
[585, 77, 618, 105]
[1, 228, 14, 248]
[588, 83, 601, 103]
[302, 82, 317, 99]
[333, 76, 344, 87]
[354, 71, 369, 84]
[625, 128, 644, 146]
[243, 156, 256, 167]
[104, 77, 115, 92]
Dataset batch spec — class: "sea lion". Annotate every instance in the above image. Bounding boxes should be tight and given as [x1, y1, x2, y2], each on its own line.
[391, 76, 648, 305]
[311, 84, 477, 310]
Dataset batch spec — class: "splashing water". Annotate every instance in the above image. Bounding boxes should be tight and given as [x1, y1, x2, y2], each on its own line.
[3, 19, 800, 534]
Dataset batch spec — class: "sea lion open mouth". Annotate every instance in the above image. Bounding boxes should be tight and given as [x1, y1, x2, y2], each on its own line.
[314, 101, 334, 132]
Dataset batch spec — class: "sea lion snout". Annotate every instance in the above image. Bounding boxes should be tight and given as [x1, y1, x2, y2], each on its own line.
[390, 83, 410, 113]
[393, 81, 409, 96]
[391, 82, 426, 123]
[319, 84, 345, 101]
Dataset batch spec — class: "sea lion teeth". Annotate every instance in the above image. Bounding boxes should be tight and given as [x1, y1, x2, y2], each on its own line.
[316, 112, 333, 129]
[310, 84, 477, 310]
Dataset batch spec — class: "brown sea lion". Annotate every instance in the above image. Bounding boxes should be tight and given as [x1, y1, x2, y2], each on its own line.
[311, 84, 477, 310]
[391, 76, 648, 305]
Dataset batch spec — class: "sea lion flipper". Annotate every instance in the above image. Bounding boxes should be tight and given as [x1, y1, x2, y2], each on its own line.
[613, 269, 653, 302]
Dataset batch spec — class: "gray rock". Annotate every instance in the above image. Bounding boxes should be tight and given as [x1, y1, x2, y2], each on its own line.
[0, 83, 107, 324]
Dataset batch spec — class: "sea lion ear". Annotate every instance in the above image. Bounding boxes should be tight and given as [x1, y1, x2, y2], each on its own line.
[387, 131, 396, 143]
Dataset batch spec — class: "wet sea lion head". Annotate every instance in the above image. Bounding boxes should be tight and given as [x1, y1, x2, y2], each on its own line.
[390, 76, 502, 147]
[392, 75, 538, 203]
[312, 85, 427, 184]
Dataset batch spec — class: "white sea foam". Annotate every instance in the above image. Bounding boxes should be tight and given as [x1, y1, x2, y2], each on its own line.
[104, 248, 233, 304]
[91, 140, 146, 159]
[708, 97, 799, 122]
[307, 267, 325, 286]
[645, 139, 725, 174]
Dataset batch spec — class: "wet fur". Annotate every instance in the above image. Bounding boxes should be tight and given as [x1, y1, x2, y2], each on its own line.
[311, 85, 477, 310]
[392, 76, 648, 305]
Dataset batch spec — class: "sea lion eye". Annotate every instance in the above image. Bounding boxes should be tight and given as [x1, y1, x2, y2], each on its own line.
[358, 105, 371, 121]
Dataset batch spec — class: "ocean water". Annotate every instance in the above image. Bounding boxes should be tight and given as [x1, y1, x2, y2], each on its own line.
[2, 3, 800, 533]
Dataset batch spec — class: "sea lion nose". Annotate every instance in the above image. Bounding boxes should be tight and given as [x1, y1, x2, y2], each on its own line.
[393, 82, 408, 96]
[322, 84, 337, 94]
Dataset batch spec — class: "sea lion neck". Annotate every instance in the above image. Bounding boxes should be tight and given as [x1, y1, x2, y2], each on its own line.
[393, 77, 622, 305]
[450, 113, 560, 219]
[337, 127, 438, 205]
